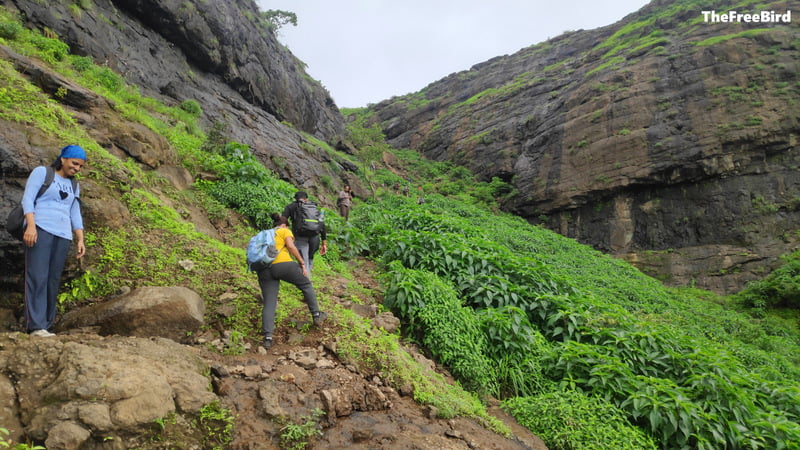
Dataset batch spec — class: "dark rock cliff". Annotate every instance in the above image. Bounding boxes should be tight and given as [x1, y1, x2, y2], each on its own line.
[366, 0, 800, 294]
[4, 0, 343, 140]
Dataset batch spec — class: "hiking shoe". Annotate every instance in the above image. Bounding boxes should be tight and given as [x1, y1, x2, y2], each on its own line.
[313, 311, 328, 326]
[262, 337, 273, 350]
[30, 329, 56, 337]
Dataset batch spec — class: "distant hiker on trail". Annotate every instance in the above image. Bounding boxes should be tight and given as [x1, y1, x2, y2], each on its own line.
[20, 145, 87, 337]
[336, 184, 353, 221]
[282, 191, 327, 277]
[256, 213, 327, 350]
[417, 186, 425, 205]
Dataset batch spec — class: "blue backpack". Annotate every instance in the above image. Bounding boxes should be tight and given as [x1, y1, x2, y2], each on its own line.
[246, 228, 279, 272]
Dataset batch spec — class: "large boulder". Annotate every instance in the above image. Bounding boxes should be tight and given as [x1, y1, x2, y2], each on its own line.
[58, 286, 205, 342]
[0, 333, 217, 448]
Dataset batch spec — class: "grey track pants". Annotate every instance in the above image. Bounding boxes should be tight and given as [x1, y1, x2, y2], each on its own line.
[257, 261, 319, 337]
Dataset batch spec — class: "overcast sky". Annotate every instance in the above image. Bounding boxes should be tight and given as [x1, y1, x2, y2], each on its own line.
[255, 1, 652, 108]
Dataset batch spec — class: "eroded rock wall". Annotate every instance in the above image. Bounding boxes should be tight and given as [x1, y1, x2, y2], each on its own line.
[367, 1, 800, 293]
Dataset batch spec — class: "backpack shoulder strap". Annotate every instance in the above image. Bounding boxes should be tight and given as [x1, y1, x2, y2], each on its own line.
[291, 200, 302, 222]
[35, 166, 55, 199]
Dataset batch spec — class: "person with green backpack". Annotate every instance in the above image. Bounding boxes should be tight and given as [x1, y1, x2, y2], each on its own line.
[282, 191, 327, 277]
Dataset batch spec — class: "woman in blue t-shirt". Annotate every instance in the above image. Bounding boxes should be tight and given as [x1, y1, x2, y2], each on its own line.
[21, 145, 87, 337]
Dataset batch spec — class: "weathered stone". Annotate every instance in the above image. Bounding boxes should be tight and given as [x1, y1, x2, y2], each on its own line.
[372, 312, 401, 334]
[350, 303, 378, 318]
[77, 403, 114, 432]
[320, 388, 353, 418]
[44, 421, 91, 450]
[243, 364, 263, 379]
[111, 384, 175, 428]
[0, 334, 217, 447]
[290, 348, 319, 370]
[258, 380, 288, 419]
[57, 286, 205, 342]
[0, 373, 23, 443]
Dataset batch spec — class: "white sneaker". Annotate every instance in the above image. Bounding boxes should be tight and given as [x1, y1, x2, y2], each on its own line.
[30, 329, 56, 337]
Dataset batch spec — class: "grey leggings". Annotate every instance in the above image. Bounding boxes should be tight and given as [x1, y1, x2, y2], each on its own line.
[257, 261, 319, 338]
[293, 234, 320, 276]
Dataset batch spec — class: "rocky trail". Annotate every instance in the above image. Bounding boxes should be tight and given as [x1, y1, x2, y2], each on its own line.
[203, 258, 547, 449]
[0, 258, 547, 449]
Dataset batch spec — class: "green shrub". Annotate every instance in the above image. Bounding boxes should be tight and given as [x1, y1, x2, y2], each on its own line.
[0, 19, 22, 40]
[69, 55, 93, 72]
[477, 306, 550, 397]
[384, 261, 496, 394]
[735, 253, 800, 313]
[179, 99, 202, 116]
[86, 65, 125, 92]
[198, 401, 234, 448]
[352, 194, 800, 448]
[29, 34, 69, 63]
[195, 142, 297, 228]
[504, 390, 658, 450]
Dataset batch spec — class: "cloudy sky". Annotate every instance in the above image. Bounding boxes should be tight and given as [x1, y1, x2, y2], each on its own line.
[256, 1, 652, 108]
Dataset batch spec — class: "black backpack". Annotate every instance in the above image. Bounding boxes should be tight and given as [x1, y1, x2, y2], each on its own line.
[294, 201, 323, 236]
[5, 166, 78, 241]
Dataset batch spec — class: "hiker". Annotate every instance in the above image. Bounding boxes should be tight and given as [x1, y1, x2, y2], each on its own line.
[21, 145, 87, 337]
[257, 213, 327, 349]
[282, 191, 327, 277]
[336, 184, 353, 221]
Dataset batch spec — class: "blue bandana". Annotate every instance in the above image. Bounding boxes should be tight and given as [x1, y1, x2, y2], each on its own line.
[60, 145, 86, 160]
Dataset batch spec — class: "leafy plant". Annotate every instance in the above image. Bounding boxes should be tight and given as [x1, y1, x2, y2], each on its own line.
[261, 9, 297, 32]
[178, 99, 202, 116]
[279, 408, 324, 450]
[0, 19, 22, 39]
[384, 262, 497, 394]
[734, 251, 800, 313]
[57, 270, 100, 305]
[504, 390, 658, 450]
[222, 330, 247, 355]
[152, 412, 177, 433]
[0, 428, 45, 450]
[198, 401, 234, 449]
[351, 194, 800, 448]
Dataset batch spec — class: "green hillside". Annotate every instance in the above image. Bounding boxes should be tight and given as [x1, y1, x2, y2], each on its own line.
[350, 194, 800, 449]
[1, 6, 799, 449]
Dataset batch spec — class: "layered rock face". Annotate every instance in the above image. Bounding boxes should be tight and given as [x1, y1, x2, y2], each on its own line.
[4, 0, 343, 140]
[367, 0, 800, 293]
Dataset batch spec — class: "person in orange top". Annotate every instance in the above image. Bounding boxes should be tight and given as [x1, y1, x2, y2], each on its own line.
[256, 213, 327, 349]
